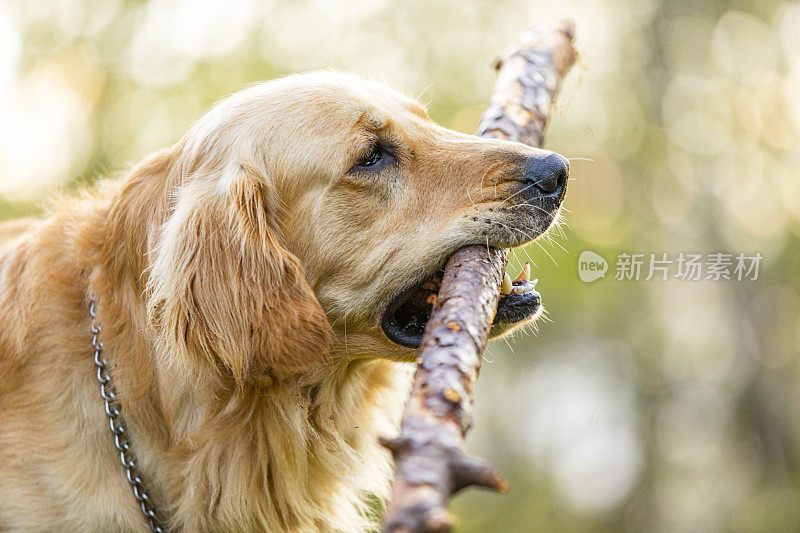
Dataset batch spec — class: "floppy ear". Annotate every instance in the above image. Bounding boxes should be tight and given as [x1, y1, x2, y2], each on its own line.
[147, 169, 331, 380]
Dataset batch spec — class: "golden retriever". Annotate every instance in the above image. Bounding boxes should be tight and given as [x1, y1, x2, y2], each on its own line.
[0, 72, 568, 532]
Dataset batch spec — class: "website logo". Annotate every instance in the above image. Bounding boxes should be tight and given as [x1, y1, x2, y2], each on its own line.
[578, 250, 608, 283]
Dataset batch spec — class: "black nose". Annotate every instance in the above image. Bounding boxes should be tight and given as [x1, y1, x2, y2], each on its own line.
[523, 152, 569, 197]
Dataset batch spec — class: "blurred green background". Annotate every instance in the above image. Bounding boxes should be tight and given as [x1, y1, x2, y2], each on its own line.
[2, 0, 799, 530]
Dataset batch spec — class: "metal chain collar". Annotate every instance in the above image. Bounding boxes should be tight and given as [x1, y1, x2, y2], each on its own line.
[90, 298, 165, 532]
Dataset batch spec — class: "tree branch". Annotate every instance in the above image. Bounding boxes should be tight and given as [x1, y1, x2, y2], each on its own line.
[381, 18, 578, 533]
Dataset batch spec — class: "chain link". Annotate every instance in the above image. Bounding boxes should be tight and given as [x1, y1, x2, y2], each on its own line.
[90, 298, 165, 533]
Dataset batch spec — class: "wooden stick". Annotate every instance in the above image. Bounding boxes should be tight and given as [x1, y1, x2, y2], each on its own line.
[381, 18, 578, 533]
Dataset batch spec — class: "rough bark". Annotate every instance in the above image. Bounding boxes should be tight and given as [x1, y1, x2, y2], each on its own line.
[381, 18, 578, 533]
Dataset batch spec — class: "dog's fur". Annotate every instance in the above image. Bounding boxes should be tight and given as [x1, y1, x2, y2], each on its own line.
[0, 72, 558, 531]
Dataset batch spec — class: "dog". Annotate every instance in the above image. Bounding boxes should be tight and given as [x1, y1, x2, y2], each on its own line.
[0, 71, 568, 532]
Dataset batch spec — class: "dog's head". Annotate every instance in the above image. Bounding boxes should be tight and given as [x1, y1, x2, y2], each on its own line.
[146, 72, 568, 379]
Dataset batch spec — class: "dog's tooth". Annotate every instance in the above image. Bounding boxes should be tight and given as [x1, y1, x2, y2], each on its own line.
[514, 278, 539, 294]
[513, 262, 531, 282]
[501, 273, 512, 295]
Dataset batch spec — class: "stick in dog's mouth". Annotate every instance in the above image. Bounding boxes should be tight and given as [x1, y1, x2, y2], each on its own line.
[381, 259, 541, 348]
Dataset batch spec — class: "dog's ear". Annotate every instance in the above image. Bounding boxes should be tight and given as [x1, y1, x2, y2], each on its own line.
[147, 168, 331, 381]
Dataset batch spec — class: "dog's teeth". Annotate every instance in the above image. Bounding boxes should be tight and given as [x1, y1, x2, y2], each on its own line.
[513, 262, 531, 282]
[501, 273, 512, 294]
[512, 278, 540, 295]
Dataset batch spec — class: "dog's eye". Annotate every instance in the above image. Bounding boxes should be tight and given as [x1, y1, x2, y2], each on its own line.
[350, 142, 397, 174]
[355, 147, 383, 169]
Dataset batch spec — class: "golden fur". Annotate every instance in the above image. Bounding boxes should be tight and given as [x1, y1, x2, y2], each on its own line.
[0, 72, 556, 531]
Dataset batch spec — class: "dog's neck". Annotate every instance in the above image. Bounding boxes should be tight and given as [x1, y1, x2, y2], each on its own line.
[74, 150, 411, 531]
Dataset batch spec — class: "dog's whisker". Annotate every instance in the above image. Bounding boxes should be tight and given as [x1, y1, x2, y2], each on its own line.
[504, 337, 515, 354]
[545, 234, 569, 254]
[505, 202, 557, 220]
[494, 177, 556, 207]
[510, 226, 540, 244]
[522, 246, 539, 269]
[492, 221, 539, 269]
[482, 345, 496, 363]
[533, 238, 558, 266]
[497, 183, 535, 205]
[510, 247, 522, 269]
[415, 83, 434, 104]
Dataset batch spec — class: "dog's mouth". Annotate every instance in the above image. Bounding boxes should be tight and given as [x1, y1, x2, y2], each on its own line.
[380, 262, 541, 348]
